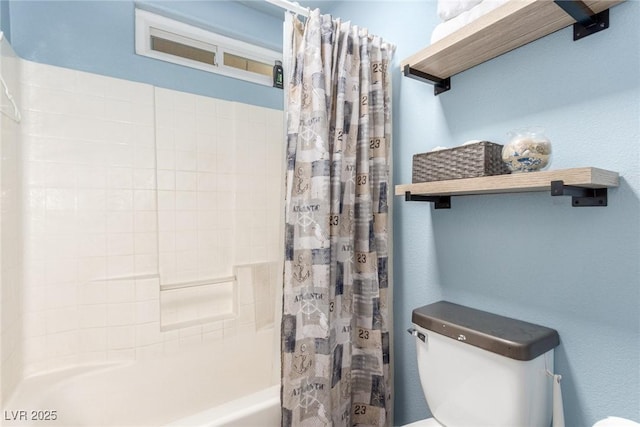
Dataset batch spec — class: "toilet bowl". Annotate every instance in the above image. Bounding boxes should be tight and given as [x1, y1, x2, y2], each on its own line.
[594, 417, 640, 427]
[401, 418, 442, 427]
[407, 301, 561, 427]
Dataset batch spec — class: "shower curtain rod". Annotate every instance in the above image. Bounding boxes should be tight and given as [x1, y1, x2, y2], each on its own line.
[265, 0, 310, 17]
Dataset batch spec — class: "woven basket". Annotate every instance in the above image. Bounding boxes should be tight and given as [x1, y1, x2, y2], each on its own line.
[412, 141, 510, 183]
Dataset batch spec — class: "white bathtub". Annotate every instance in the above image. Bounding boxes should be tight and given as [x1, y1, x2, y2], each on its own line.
[2, 329, 280, 427]
[167, 385, 280, 427]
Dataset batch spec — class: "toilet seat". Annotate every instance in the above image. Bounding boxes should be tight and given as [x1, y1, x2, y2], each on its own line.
[401, 418, 442, 427]
[593, 417, 640, 427]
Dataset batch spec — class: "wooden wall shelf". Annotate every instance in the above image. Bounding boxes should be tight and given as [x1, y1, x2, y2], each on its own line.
[401, 0, 624, 94]
[396, 167, 619, 208]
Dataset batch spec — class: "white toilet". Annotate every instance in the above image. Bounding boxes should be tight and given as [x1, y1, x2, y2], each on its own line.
[593, 418, 640, 427]
[405, 301, 561, 427]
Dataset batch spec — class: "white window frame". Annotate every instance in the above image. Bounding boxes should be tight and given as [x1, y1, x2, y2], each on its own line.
[135, 9, 282, 87]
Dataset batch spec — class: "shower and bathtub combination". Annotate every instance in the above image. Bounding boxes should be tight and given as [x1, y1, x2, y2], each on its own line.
[4, 0, 397, 424]
[0, 32, 284, 426]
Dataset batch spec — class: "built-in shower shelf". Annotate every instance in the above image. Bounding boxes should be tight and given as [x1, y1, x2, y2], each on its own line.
[160, 275, 238, 331]
[160, 276, 237, 291]
[396, 167, 619, 208]
[160, 313, 236, 333]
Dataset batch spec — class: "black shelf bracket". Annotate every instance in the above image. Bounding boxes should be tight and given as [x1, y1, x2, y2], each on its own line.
[553, 0, 610, 41]
[405, 191, 451, 209]
[550, 180, 608, 207]
[403, 65, 451, 95]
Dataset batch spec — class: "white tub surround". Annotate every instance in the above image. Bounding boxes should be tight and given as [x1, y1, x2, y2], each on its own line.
[0, 32, 24, 406]
[16, 58, 283, 376]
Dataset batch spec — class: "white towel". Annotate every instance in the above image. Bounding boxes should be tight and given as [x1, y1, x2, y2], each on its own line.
[431, 0, 510, 44]
[437, 0, 483, 21]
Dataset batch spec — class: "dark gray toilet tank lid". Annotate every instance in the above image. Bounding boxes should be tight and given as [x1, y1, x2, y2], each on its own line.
[412, 301, 560, 361]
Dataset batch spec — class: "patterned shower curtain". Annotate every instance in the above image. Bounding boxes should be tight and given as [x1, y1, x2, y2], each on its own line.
[281, 10, 395, 427]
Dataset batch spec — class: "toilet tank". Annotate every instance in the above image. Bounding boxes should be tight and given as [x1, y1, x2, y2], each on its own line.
[411, 301, 560, 427]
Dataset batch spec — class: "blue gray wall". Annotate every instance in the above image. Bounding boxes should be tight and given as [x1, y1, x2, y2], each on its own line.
[3, 0, 639, 425]
[327, 1, 639, 425]
[0, 0, 10, 43]
[3, 0, 284, 109]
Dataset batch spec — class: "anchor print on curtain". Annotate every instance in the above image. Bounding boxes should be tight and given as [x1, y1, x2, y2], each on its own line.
[281, 9, 395, 427]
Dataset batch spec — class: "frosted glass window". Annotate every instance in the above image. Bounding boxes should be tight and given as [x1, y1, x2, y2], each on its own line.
[136, 9, 282, 87]
[151, 35, 216, 66]
[223, 52, 272, 77]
